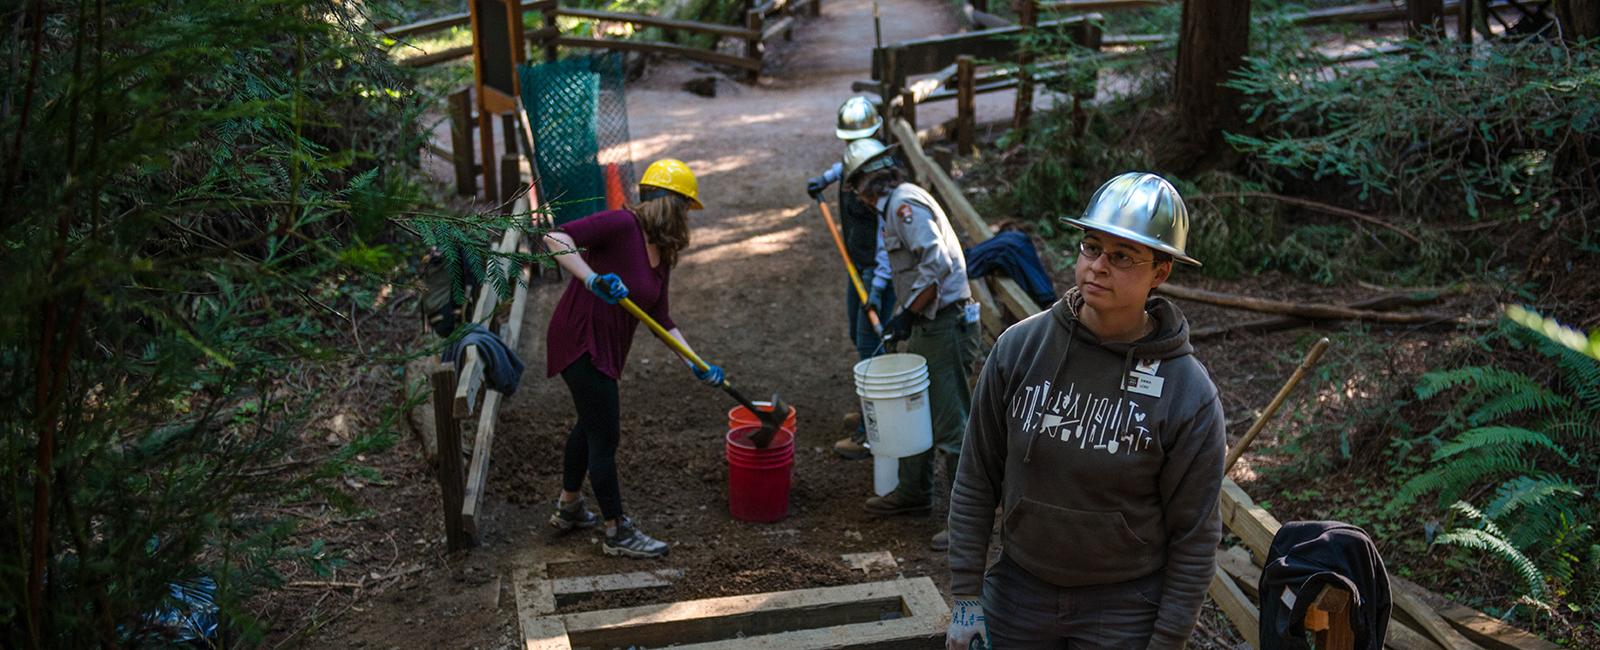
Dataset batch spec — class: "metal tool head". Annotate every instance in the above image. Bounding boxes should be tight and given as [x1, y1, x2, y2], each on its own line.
[745, 393, 792, 449]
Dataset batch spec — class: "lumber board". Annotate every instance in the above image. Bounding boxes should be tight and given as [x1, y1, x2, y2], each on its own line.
[459, 386, 500, 537]
[553, 36, 762, 70]
[988, 274, 1044, 322]
[1218, 477, 1282, 564]
[1208, 570, 1261, 650]
[556, 7, 760, 40]
[514, 564, 566, 648]
[431, 365, 470, 551]
[1432, 601, 1560, 650]
[551, 568, 684, 601]
[1390, 578, 1485, 650]
[1215, 546, 1262, 600]
[559, 578, 942, 649]
[670, 577, 947, 649]
[1393, 575, 1551, 650]
[454, 226, 524, 418]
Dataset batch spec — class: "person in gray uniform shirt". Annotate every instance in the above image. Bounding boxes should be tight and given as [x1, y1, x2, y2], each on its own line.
[843, 138, 981, 552]
[944, 172, 1226, 649]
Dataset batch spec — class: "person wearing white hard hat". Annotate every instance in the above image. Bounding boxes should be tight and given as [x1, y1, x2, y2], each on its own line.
[944, 172, 1226, 649]
[805, 96, 899, 461]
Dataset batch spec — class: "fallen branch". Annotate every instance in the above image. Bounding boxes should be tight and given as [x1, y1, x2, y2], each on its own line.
[1159, 283, 1463, 324]
[1191, 288, 1461, 340]
[1191, 191, 1423, 245]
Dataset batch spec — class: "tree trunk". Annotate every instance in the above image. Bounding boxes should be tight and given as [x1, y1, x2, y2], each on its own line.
[1171, 0, 1251, 170]
[1408, 0, 1446, 38]
[1557, 0, 1600, 40]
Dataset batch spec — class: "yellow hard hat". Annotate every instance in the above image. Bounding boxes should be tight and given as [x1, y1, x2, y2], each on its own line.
[638, 158, 703, 210]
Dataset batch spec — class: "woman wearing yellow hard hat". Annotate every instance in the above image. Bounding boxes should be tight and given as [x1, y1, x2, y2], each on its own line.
[540, 158, 710, 559]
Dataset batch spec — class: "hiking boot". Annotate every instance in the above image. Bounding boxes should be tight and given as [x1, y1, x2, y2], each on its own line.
[602, 516, 669, 559]
[548, 496, 600, 533]
[833, 413, 871, 460]
[930, 529, 949, 552]
[833, 433, 871, 460]
[863, 490, 931, 517]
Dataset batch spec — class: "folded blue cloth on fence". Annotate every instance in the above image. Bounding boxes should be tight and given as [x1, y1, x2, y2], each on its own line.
[443, 324, 525, 396]
[964, 230, 1058, 307]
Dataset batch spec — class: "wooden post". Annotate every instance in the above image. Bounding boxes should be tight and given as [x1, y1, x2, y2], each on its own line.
[1012, 0, 1038, 130]
[543, 3, 560, 62]
[478, 103, 499, 203]
[1457, 0, 1472, 43]
[1304, 586, 1355, 650]
[449, 89, 476, 197]
[900, 89, 917, 131]
[500, 113, 521, 212]
[956, 55, 975, 156]
[745, 9, 764, 83]
[971, 0, 987, 12]
[810, 0, 821, 17]
[431, 365, 470, 551]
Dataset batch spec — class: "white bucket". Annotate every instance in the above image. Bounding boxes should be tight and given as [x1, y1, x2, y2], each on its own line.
[853, 354, 933, 496]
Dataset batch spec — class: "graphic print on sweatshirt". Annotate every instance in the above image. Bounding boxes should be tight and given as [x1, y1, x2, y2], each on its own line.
[1008, 379, 1154, 455]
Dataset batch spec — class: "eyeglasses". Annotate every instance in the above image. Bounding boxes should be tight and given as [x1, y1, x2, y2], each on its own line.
[1078, 240, 1156, 270]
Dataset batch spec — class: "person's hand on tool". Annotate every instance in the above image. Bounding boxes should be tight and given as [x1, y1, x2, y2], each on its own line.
[584, 273, 629, 304]
[945, 597, 989, 650]
[884, 310, 915, 343]
[692, 363, 725, 387]
[806, 175, 831, 201]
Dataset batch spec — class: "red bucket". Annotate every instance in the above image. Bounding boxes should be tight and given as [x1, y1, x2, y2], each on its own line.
[726, 402, 797, 437]
[725, 425, 795, 523]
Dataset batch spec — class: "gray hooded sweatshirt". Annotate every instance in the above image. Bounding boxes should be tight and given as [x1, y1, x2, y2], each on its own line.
[947, 288, 1225, 649]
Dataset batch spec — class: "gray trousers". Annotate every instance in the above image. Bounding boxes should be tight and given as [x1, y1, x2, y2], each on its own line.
[981, 555, 1164, 649]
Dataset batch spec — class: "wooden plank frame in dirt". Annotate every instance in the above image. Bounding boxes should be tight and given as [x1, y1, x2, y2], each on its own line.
[517, 576, 949, 649]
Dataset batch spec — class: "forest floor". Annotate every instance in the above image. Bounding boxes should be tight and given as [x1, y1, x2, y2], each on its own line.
[247, 1, 1524, 648]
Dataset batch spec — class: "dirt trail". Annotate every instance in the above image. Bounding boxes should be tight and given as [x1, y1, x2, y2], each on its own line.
[319, 1, 991, 647]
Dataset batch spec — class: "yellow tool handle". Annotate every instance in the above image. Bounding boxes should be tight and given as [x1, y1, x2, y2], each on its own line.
[817, 201, 883, 334]
[618, 296, 710, 372]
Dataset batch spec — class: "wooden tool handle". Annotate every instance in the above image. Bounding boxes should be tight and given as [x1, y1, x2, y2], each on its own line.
[817, 200, 883, 335]
[1224, 337, 1332, 473]
[618, 297, 709, 372]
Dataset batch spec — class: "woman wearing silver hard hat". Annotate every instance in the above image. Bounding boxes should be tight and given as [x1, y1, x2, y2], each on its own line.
[945, 172, 1226, 649]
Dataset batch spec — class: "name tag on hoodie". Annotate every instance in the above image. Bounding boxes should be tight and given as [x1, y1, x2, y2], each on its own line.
[1125, 371, 1165, 398]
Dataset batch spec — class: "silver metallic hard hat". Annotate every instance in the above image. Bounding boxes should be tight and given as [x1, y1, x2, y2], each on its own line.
[842, 138, 898, 183]
[1062, 172, 1200, 266]
[836, 96, 883, 141]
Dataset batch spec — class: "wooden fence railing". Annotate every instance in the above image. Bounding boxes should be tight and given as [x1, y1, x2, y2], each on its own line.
[383, 0, 819, 80]
[430, 195, 539, 550]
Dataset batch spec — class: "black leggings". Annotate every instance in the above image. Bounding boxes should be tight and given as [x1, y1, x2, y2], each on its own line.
[560, 355, 624, 520]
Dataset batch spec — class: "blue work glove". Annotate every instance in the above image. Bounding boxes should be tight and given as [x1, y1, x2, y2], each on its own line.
[865, 283, 888, 316]
[692, 363, 725, 387]
[883, 310, 915, 344]
[584, 273, 629, 304]
[945, 597, 989, 650]
[806, 175, 831, 201]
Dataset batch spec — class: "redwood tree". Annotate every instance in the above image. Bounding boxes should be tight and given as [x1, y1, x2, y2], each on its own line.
[1171, 0, 1252, 168]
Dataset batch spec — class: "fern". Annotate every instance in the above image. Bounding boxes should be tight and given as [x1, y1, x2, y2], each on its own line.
[1432, 426, 1569, 463]
[1485, 476, 1583, 521]
[1438, 502, 1546, 601]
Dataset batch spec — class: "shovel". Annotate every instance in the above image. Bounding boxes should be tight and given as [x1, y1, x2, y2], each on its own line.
[616, 297, 791, 448]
